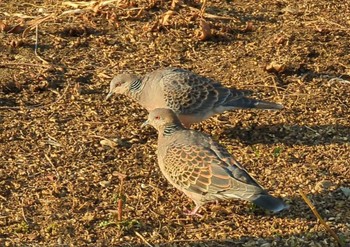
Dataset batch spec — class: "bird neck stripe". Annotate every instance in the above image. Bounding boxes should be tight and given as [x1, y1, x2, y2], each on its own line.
[163, 124, 181, 136]
[129, 78, 143, 92]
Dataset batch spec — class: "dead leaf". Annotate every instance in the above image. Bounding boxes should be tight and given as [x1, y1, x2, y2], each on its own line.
[265, 61, 286, 73]
[92, 2, 101, 13]
[242, 21, 254, 32]
[171, 0, 183, 10]
[197, 19, 211, 41]
[9, 38, 24, 48]
[275, 35, 286, 45]
[0, 20, 6, 31]
[82, 212, 96, 222]
[161, 10, 176, 25]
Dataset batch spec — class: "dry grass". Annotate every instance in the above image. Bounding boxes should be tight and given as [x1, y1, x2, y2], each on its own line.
[0, 0, 349, 246]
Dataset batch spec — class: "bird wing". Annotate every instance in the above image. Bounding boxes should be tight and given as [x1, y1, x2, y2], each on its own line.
[162, 140, 264, 199]
[160, 68, 246, 114]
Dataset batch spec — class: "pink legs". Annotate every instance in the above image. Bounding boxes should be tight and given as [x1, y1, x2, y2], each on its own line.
[183, 204, 203, 217]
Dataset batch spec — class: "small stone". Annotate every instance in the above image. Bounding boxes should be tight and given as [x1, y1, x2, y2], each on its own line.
[210, 205, 229, 214]
[340, 187, 350, 198]
[281, 6, 299, 14]
[315, 180, 333, 192]
[99, 180, 111, 187]
[243, 240, 256, 247]
[261, 243, 271, 247]
[100, 139, 117, 148]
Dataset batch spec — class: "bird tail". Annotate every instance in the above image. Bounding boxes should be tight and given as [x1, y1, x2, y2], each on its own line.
[252, 194, 289, 213]
[226, 97, 284, 110]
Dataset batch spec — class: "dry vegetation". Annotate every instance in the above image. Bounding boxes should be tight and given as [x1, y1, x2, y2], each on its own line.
[0, 0, 349, 246]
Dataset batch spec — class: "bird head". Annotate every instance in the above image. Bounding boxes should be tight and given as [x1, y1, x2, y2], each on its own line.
[106, 74, 140, 100]
[142, 108, 182, 131]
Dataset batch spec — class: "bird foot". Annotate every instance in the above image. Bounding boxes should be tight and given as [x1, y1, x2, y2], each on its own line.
[183, 207, 203, 217]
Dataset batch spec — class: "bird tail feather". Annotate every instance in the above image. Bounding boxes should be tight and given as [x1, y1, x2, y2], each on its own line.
[226, 97, 284, 110]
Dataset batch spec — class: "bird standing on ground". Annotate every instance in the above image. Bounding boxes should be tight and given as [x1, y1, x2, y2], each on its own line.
[142, 108, 288, 216]
[106, 67, 283, 127]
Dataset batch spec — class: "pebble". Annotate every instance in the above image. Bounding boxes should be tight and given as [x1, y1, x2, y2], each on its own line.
[315, 180, 333, 192]
[99, 180, 111, 187]
[340, 187, 350, 198]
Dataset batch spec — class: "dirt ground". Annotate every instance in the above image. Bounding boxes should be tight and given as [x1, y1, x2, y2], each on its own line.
[0, 0, 349, 246]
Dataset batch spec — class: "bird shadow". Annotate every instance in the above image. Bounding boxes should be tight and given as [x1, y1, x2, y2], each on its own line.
[0, 97, 17, 107]
[161, 188, 349, 246]
[123, 187, 349, 247]
[222, 123, 350, 146]
[270, 65, 350, 88]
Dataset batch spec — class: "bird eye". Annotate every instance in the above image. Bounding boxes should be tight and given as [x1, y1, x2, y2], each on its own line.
[155, 116, 160, 120]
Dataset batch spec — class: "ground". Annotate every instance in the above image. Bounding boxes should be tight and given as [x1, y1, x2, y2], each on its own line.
[0, 0, 349, 246]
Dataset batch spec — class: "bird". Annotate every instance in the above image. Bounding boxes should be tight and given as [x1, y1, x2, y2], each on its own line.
[106, 67, 283, 127]
[142, 108, 288, 216]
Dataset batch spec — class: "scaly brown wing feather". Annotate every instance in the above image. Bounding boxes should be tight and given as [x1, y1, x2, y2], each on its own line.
[160, 68, 245, 115]
[162, 142, 263, 199]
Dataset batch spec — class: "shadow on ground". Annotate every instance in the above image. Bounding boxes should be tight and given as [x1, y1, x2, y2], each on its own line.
[224, 124, 350, 146]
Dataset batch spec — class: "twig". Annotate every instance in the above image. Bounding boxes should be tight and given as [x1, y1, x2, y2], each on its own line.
[304, 126, 320, 136]
[61, 9, 86, 16]
[0, 62, 52, 68]
[44, 153, 61, 180]
[89, 134, 115, 141]
[200, 0, 207, 18]
[170, 239, 238, 244]
[328, 77, 350, 84]
[114, 172, 127, 221]
[317, 17, 348, 30]
[3, 12, 37, 19]
[134, 231, 153, 247]
[117, 196, 123, 221]
[269, 75, 280, 95]
[62, 0, 120, 9]
[299, 190, 344, 247]
[21, 201, 28, 224]
[0, 106, 22, 110]
[34, 25, 49, 64]
[183, 5, 239, 21]
[61, 0, 121, 16]
[47, 134, 62, 147]
[34, 25, 39, 55]
[44, 83, 70, 108]
[22, 13, 55, 37]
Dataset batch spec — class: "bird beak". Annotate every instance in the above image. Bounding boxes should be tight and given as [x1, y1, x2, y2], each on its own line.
[141, 120, 149, 128]
[105, 92, 113, 101]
